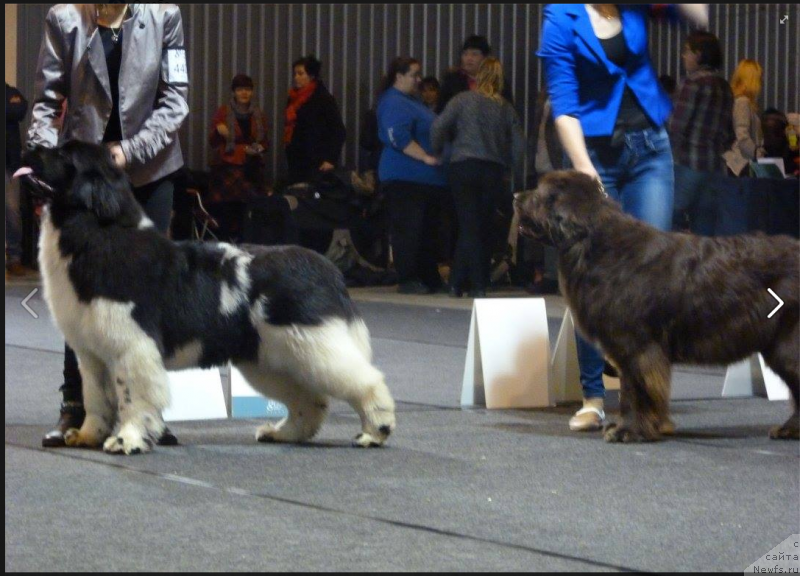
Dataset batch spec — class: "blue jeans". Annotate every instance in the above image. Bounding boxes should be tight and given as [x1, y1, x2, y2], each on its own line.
[573, 127, 675, 398]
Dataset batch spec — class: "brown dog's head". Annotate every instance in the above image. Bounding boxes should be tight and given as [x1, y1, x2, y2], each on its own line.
[514, 170, 615, 248]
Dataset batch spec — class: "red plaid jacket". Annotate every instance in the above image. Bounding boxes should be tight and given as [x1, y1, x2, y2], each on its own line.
[669, 67, 735, 173]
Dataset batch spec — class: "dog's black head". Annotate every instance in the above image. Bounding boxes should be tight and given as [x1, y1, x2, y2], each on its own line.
[15, 141, 141, 226]
[514, 170, 616, 248]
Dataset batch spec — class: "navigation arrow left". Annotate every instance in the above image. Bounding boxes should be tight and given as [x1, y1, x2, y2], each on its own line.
[22, 288, 39, 319]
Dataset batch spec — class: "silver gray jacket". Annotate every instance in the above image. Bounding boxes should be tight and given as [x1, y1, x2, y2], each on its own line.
[27, 4, 189, 187]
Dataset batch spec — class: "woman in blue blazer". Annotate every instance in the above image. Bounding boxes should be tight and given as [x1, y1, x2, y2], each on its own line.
[537, 4, 708, 432]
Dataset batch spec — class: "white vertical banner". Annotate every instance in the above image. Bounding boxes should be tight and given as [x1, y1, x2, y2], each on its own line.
[164, 368, 228, 422]
[461, 298, 552, 409]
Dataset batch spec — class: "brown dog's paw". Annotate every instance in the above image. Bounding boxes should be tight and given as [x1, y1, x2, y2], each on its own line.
[604, 422, 660, 444]
[659, 419, 677, 436]
[604, 424, 639, 443]
[769, 413, 799, 440]
[769, 424, 800, 440]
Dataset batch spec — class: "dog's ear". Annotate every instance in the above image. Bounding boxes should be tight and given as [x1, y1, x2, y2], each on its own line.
[71, 168, 126, 221]
[550, 196, 590, 245]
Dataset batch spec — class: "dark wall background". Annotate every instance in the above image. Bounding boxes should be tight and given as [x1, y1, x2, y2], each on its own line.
[15, 3, 800, 184]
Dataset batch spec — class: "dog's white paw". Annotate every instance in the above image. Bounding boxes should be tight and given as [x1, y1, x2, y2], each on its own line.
[352, 432, 385, 448]
[255, 420, 301, 444]
[64, 427, 98, 448]
[103, 431, 152, 455]
[64, 421, 108, 448]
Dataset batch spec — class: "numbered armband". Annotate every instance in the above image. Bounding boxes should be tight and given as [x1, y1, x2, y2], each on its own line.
[162, 47, 189, 85]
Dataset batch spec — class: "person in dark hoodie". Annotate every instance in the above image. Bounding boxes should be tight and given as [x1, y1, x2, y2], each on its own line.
[283, 55, 347, 185]
[6, 83, 29, 276]
[436, 35, 514, 114]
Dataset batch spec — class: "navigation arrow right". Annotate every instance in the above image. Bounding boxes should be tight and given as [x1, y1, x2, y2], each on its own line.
[767, 288, 784, 319]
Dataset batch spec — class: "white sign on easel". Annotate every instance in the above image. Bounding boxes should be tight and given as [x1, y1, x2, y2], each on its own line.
[461, 298, 552, 409]
[722, 354, 790, 401]
[550, 308, 583, 404]
[230, 364, 288, 419]
[164, 368, 229, 422]
[550, 309, 621, 402]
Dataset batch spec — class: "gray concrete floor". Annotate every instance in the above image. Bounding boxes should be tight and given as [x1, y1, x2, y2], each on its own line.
[5, 276, 799, 571]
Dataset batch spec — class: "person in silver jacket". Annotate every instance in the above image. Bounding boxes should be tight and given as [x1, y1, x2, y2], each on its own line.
[27, 3, 189, 448]
[28, 3, 189, 188]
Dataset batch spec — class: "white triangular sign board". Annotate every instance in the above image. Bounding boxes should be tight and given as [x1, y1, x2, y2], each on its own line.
[722, 354, 790, 401]
[461, 298, 552, 409]
[550, 308, 583, 404]
[164, 367, 228, 421]
[229, 364, 289, 419]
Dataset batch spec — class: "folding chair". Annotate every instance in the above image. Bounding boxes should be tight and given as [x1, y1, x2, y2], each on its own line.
[186, 187, 220, 242]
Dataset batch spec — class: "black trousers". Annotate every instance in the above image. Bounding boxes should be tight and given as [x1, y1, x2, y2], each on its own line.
[384, 180, 446, 289]
[61, 176, 175, 402]
[448, 159, 507, 291]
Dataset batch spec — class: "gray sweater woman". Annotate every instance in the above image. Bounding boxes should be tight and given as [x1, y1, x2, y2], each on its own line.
[431, 90, 525, 184]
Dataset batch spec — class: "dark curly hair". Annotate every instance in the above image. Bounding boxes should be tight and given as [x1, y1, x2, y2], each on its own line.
[292, 55, 322, 79]
[684, 31, 723, 70]
[377, 56, 421, 96]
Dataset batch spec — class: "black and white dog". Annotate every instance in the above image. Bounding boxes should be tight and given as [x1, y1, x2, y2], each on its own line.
[15, 141, 395, 455]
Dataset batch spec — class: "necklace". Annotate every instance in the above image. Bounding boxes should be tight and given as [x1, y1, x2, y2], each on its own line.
[97, 4, 128, 43]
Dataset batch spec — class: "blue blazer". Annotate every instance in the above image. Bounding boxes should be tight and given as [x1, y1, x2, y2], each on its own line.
[537, 4, 672, 137]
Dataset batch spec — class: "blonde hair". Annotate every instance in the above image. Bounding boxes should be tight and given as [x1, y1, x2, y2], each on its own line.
[730, 59, 763, 111]
[476, 57, 504, 102]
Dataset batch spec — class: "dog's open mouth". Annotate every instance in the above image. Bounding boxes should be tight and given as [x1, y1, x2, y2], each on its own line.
[13, 167, 56, 199]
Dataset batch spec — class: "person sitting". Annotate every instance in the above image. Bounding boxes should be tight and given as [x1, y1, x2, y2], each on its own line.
[208, 74, 270, 242]
[762, 108, 798, 177]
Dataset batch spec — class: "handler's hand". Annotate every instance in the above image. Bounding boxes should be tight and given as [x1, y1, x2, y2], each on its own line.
[422, 154, 441, 167]
[109, 144, 127, 169]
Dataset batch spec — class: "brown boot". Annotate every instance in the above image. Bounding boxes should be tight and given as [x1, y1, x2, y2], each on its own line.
[42, 402, 86, 447]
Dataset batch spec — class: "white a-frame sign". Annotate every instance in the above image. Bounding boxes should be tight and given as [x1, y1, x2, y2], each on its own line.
[722, 354, 790, 401]
[461, 298, 553, 409]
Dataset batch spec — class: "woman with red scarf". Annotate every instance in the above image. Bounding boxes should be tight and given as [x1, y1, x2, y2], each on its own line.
[283, 55, 346, 185]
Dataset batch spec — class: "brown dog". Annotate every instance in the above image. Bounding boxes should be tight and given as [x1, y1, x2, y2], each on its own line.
[515, 170, 799, 443]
